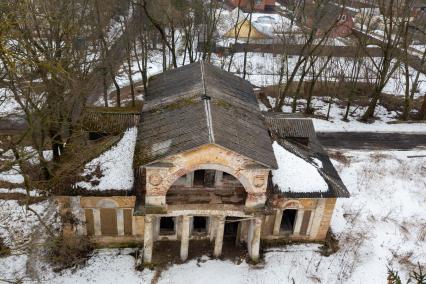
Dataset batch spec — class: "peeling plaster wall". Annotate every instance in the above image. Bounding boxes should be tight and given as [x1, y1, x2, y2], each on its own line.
[56, 195, 336, 244]
[144, 144, 271, 209]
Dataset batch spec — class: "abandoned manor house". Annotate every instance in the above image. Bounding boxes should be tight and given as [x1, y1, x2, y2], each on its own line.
[56, 62, 350, 265]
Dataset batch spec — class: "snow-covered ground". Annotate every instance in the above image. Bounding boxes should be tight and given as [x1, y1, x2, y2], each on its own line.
[1, 149, 424, 283]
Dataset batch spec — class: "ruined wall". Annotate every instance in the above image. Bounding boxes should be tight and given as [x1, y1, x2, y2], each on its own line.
[262, 197, 337, 241]
[56, 195, 336, 245]
[56, 196, 144, 246]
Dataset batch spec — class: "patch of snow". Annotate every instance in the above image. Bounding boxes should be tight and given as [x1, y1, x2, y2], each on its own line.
[76, 127, 138, 191]
[271, 141, 328, 193]
[0, 200, 54, 249]
[0, 255, 28, 282]
[42, 249, 155, 284]
[0, 165, 24, 184]
[0, 188, 40, 196]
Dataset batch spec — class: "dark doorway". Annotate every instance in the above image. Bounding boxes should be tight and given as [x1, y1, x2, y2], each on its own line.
[159, 217, 175, 235]
[280, 209, 297, 233]
[193, 170, 205, 186]
[193, 216, 208, 234]
[193, 170, 216, 187]
[203, 170, 215, 187]
[224, 217, 240, 239]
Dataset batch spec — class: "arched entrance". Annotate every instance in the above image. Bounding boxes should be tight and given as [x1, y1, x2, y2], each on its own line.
[142, 144, 270, 264]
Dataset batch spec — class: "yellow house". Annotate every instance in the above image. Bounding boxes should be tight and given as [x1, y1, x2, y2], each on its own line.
[224, 20, 272, 41]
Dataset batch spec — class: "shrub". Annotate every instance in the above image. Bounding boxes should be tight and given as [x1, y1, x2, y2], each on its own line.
[45, 234, 94, 272]
[0, 236, 11, 257]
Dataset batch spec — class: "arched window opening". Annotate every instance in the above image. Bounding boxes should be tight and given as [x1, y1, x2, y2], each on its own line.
[167, 169, 246, 206]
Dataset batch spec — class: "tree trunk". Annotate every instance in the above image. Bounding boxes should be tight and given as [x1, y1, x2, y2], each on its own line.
[418, 93, 426, 120]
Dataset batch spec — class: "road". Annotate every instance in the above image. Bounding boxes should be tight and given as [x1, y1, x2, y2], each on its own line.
[318, 132, 426, 150]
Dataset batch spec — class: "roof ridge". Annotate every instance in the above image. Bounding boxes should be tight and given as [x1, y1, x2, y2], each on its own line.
[200, 61, 215, 143]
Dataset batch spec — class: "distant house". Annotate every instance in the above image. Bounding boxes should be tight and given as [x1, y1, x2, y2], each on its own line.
[229, 0, 276, 11]
[219, 8, 288, 45]
[223, 19, 273, 43]
[57, 62, 349, 265]
[299, 2, 355, 38]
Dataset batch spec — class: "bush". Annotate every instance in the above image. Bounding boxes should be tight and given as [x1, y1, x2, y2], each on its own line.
[0, 236, 11, 257]
[45, 234, 94, 272]
[319, 230, 339, 256]
[387, 263, 426, 284]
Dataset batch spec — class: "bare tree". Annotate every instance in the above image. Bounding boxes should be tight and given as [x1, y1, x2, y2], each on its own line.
[273, 0, 346, 112]
[356, 0, 412, 121]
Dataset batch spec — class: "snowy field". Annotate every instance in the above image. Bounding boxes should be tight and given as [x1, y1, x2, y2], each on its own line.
[1, 149, 425, 283]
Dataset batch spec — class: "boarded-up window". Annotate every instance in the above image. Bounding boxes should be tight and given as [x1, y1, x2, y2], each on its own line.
[299, 210, 312, 235]
[85, 209, 94, 236]
[123, 209, 133, 235]
[100, 208, 118, 236]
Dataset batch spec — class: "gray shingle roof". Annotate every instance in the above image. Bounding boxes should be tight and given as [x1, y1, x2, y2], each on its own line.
[135, 62, 277, 169]
[264, 114, 350, 198]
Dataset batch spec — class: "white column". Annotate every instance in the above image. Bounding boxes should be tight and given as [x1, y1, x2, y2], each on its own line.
[180, 216, 190, 261]
[186, 172, 194, 187]
[272, 210, 283, 236]
[93, 208, 102, 236]
[116, 208, 125, 236]
[209, 217, 216, 242]
[143, 215, 154, 264]
[213, 216, 225, 257]
[248, 217, 262, 262]
[293, 209, 305, 236]
[70, 196, 86, 236]
[214, 171, 223, 187]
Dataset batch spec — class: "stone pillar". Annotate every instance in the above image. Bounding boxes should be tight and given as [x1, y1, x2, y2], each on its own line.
[143, 215, 154, 264]
[117, 208, 125, 236]
[272, 210, 283, 236]
[93, 209, 102, 236]
[235, 221, 242, 246]
[185, 172, 194, 187]
[213, 216, 225, 257]
[70, 196, 86, 236]
[293, 209, 305, 236]
[180, 215, 190, 261]
[248, 217, 262, 262]
[214, 171, 223, 187]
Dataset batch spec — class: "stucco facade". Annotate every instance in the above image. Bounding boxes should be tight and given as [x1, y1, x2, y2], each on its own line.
[56, 62, 348, 266]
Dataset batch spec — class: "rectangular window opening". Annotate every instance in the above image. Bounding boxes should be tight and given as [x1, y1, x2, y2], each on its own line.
[280, 209, 297, 234]
[193, 216, 208, 234]
[159, 217, 175, 235]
